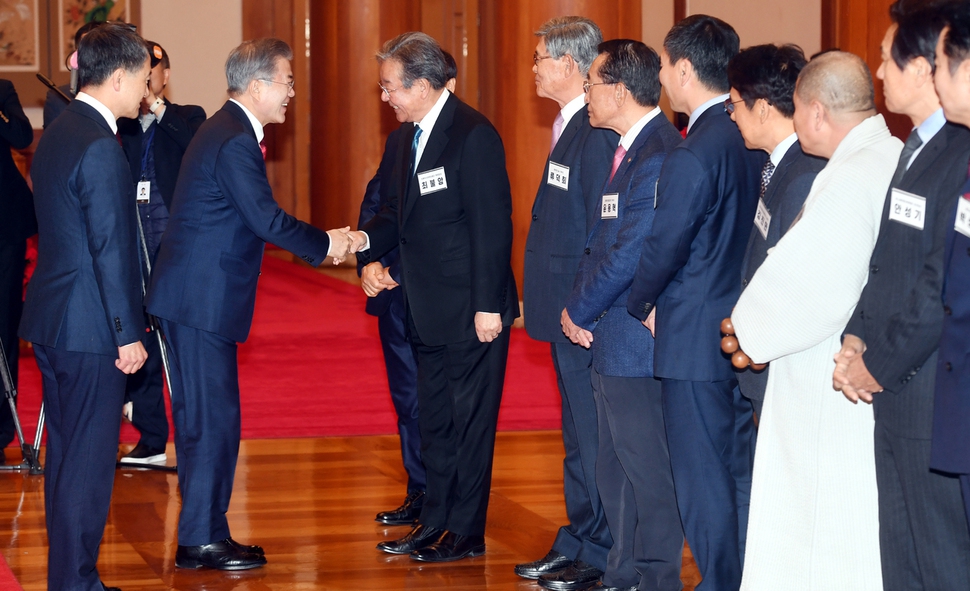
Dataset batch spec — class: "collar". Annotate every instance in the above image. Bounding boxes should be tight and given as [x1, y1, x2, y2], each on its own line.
[75, 92, 118, 134]
[687, 93, 729, 134]
[770, 133, 799, 167]
[416, 88, 450, 135]
[230, 98, 264, 143]
[559, 93, 586, 127]
[620, 107, 663, 151]
[915, 107, 946, 145]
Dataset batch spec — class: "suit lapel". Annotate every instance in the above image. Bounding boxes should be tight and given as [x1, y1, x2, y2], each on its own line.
[533, 106, 587, 215]
[761, 142, 799, 208]
[403, 93, 456, 224]
[900, 128, 946, 191]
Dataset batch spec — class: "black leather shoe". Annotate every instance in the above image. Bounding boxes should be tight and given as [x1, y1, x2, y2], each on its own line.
[592, 586, 637, 591]
[410, 531, 485, 562]
[515, 549, 572, 579]
[538, 559, 604, 591]
[376, 524, 443, 555]
[103, 586, 121, 591]
[375, 490, 425, 525]
[226, 537, 264, 556]
[175, 539, 267, 570]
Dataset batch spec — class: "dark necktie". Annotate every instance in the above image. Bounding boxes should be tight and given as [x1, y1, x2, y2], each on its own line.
[892, 129, 922, 186]
[409, 126, 423, 177]
[760, 159, 775, 200]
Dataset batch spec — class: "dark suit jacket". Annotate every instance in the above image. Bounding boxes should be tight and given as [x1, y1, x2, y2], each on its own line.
[566, 114, 682, 377]
[357, 126, 403, 317]
[737, 140, 826, 401]
[626, 105, 764, 382]
[20, 99, 144, 353]
[42, 84, 73, 129]
[523, 105, 617, 343]
[847, 123, 970, 440]
[358, 92, 519, 347]
[119, 99, 207, 210]
[146, 101, 332, 343]
[0, 79, 35, 244]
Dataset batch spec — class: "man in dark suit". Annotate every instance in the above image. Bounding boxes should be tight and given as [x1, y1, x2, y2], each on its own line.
[19, 23, 150, 591]
[559, 39, 683, 591]
[43, 20, 106, 129]
[0, 79, 34, 452]
[354, 31, 518, 563]
[726, 44, 826, 418]
[118, 40, 206, 466]
[146, 38, 353, 571]
[625, 15, 763, 591]
[515, 17, 616, 589]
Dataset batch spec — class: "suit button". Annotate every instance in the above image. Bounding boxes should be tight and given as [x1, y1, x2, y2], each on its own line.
[742, 278, 748, 287]
[945, 362, 953, 371]
[945, 306, 952, 315]
[869, 265, 878, 273]
[532, 214, 538, 221]
[584, 248, 591, 254]
[400, 238, 407, 245]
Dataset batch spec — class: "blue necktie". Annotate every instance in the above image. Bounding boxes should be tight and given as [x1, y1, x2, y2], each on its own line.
[409, 126, 423, 177]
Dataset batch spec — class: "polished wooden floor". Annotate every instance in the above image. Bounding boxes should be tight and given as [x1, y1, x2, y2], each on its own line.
[0, 431, 700, 590]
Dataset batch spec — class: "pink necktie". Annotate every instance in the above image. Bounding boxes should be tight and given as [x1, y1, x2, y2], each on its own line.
[550, 112, 564, 154]
[608, 145, 627, 183]
[964, 160, 970, 200]
[260, 140, 267, 161]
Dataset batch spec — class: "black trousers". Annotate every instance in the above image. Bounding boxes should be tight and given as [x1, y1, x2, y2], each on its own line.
[411, 327, 510, 536]
[0, 239, 26, 447]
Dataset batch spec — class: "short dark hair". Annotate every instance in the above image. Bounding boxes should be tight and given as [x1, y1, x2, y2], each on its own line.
[728, 44, 806, 118]
[942, 1, 970, 72]
[77, 23, 149, 89]
[664, 14, 739, 93]
[442, 50, 457, 80]
[596, 39, 661, 107]
[377, 32, 448, 90]
[890, 3, 950, 70]
[74, 20, 105, 49]
[226, 38, 293, 96]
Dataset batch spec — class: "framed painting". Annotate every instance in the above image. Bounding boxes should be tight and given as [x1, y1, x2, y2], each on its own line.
[58, 0, 128, 71]
[0, 1, 40, 71]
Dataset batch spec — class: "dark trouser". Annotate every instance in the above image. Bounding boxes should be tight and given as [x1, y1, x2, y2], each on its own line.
[124, 326, 169, 449]
[376, 287, 424, 493]
[661, 379, 755, 591]
[593, 369, 682, 590]
[34, 344, 126, 591]
[875, 421, 970, 590]
[0, 239, 26, 447]
[412, 328, 509, 536]
[551, 342, 611, 570]
[160, 319, 240, 546]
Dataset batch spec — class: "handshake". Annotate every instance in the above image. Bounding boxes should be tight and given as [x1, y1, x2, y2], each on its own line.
[325, 227, 368, 265]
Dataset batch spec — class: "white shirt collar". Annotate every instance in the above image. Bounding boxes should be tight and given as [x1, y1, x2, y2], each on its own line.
[230, 98, 265, 143]
[75, 92, 118, 134]
[916, 107, 946, 144]
[620, 107, 663, 151]
[560, 93, 586, 127]
[687, 94, 730, 134]
[770, 133, 799, 167]
[414, 88, 451, 168]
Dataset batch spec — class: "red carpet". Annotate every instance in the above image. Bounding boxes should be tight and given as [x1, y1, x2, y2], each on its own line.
[0, 553, 22, 591]
[12, 254, 561, 443]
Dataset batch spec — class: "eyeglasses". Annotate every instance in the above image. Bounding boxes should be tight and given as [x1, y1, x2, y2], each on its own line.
[723, 98, 745, 114]
[379, 82, 400, 97]
[262, 79, 295, 90]
[583, 81, 614, 93]
[533, 52, 553, 66]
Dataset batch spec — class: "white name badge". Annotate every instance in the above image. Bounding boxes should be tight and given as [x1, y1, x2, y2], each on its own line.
[417, 167, 448, 195]
[889, 188, 926, 230]
[754, 198, 771, 240]
[547, 161, 570, 190]
[136, 180, 151, 204]
[601, 193, 618, 219]
[956, 197, 970, 238]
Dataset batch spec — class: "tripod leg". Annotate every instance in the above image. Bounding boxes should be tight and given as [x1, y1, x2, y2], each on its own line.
[0, 336, 42, 473]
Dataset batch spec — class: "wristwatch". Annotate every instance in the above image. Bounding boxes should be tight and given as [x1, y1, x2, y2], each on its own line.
[149, 97, 165, 114]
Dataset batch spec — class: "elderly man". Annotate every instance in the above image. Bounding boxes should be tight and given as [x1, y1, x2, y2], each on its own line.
[354, 32, 518, 563]
[732, 51, 901, 590]
[726, 44, 826, 419]
[20, 23, 150, 591]
[515, 16, 616, 589]
[833, 4, 970, 589]
[625, 16, 763, 590]
[147, 38, 354, 570]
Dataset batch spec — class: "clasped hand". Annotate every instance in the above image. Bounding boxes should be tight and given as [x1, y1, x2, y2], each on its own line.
[832, 334, 883, 404]
[360, 261, 399, 297]
[325, 227, 369, 265]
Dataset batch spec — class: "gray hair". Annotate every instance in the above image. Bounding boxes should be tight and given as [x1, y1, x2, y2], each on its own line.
[376, 32, 448, 90]
[796, 50, 874, 114]
[226, 38, 293, 96]
[535, 16, 603, 76]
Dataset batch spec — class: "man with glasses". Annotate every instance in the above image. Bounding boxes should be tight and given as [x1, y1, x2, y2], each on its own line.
[514, 17, 616, 590]
[146, 38, 357, 571]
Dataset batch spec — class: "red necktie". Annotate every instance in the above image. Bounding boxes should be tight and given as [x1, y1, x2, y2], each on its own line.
[964, 160, 970, 200]
[260, 140, 267, 161]
[608, 145, 627, 184]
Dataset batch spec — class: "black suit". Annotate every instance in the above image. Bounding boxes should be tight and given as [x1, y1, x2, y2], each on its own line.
[845, 120, 970, 590]
[0, 79, 34, 447]
[359, 92, 518, 536]
[736, 140, 825, 415]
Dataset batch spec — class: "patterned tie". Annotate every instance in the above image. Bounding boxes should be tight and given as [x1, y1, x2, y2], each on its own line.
[608, 145, 627, 184]
[259, 140, 267, 161]
[409, 126, 423, 177]
[760, 159, 775, 200]
[964, 159, 970, 200]
[550, 112, 565, 154]
[892, 129, 922, 186]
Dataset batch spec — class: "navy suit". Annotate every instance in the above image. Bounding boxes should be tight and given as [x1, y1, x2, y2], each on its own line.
[0, 79, 34, 447]
[20, 98, 144, 591]
[146, 100, 332, 546]
[357, 126, 425, 494]
[736, 141, 825, 415]
[847, 122, 970, 590]
[523, 104, 616, 568]
[626, 103, 764, 591]
[565, 113, 683, 590]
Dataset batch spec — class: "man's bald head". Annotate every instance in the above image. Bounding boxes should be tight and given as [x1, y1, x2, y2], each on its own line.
[796, 51, 875, 116]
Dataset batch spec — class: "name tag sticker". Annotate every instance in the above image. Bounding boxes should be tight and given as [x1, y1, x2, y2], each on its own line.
[956, 198, 970, 238]
[754, 198, 771, 240]
[136, 180, 151, 204]
[547, 161, 570, 190]
[889, 188, 926, 230]
[417, 167, 448, 195]
[601, 193, 618, 219]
